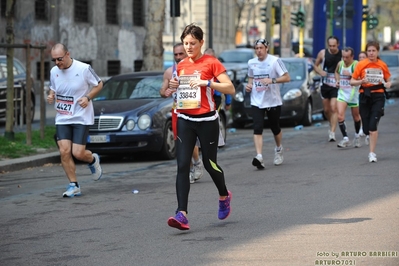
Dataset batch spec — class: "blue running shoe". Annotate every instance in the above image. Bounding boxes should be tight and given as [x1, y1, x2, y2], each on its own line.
[167, 211, 190, 230]
[218, 191, 232, 220]
[62, 183, 81, 198]
[88, 153, 102, 180]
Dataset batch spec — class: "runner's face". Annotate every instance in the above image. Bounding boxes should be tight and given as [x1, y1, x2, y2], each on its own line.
[174, 45, 187, 63]
[342, 50, 353, 65]
[255, 44, 267, 60]
[358, 53, 367, 61]
[327, 39, 339, 54]
[183, 34, 203, 60]
[367, 46, 378, 61]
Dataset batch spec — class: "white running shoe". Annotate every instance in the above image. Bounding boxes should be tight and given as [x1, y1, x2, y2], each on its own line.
[328, 130, 336, 142]
[358, 128, 366, 137]
[368, 152, 377, 163]
[193, 159, 203, 181]
[365, 135, 370, 146]
[189, 169, 195, 184]
[88, 153, 103, 180]
[62, 183, 81, 198]
[274, 146, 284, 165]
[252, 154, 265, 169]
[353, 136, 361, 148]
[337, 137, 350, 148]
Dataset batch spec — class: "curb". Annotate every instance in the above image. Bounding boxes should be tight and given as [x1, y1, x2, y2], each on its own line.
[0, 151, 60, 173]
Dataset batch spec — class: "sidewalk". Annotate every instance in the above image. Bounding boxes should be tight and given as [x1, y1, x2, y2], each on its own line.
[0, 151, 60, 173]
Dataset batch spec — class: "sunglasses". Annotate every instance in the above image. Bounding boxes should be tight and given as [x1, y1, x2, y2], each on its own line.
[51, 52, 68, 62]
[254, 39, 269, 47]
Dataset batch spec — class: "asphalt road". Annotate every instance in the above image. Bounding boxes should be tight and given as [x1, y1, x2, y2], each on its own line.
[0, 98, 398, 266]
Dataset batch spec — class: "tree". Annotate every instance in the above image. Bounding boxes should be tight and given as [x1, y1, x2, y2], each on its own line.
[4, 0, 16, 140]
[141, 0, 166, 71]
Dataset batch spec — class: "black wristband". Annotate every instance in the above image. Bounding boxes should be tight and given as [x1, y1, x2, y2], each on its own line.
[85, 95, 91, 102]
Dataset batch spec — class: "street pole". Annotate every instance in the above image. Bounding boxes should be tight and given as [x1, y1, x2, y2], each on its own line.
[266, 0, 272, 42]
[361, 0, 368, 50]
[343, 0, 346, 48]
[208, 0, 213, 49]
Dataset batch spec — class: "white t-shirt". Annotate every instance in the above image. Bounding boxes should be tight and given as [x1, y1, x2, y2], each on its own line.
[247, 55, 287, 108]
[49, 60, 101, 125]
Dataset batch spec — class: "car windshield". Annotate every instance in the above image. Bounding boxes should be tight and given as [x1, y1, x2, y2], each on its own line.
[218, 50, 254, 63]
[283, 61, 306, 81]
[93, 76, 163, 101]
[379, 54, 399, 68]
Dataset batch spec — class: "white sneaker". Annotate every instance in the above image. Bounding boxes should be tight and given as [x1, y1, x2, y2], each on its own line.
[365, 135, 369, 146]
[328, 130, 336, 142]
[193, 159, 203, 181]
[189, 169, 195, 184]
[274, 146, 284, 165]
[88, 153, 103, 180]
[252, 154, 265, 169]
[62, 183, 81, 197]
[337, 137, 350, 148]
[368, 152, 377, 163]
[359, 128, 366, 137]
[353, 136, 361, 148]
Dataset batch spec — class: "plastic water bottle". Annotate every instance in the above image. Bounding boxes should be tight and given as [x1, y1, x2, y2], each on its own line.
[228, 128, 236, 133]
[132, 189, 139, 194]
[294, 125, 303, 130]
[314, 122, 322, 127]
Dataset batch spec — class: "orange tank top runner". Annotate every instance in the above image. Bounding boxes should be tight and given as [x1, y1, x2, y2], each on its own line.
[352, 59, 391, 94]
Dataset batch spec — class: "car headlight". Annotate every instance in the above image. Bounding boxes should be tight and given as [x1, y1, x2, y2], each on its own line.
[126, 119, 135, 131]
[138, 114, 151, 130]
[234, 91, 244, 102]
[283, 89, 302, 100]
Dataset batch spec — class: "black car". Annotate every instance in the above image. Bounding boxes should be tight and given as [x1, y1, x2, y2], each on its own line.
[86, 72, 176, 159]
[0, 55, 35, 123]
[231, 57, 323, 127]
[218, 48, 254, 86]
[86, 71, 230, 159]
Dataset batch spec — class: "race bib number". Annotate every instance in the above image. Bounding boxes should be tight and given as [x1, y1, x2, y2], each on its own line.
[56, 95, 74, 115]
[323, 73, 336, 87]
[254, 74, 269, 92]
[339, 75, 352, 89]
[365, 68, 383, 85]
[176, 74, 201, 109]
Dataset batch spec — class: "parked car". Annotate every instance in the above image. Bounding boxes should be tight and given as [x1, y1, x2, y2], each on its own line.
[0, 55, 35, 123]
[86, 71, 230, 159]
[231, 57, 323, 127]
[379, 51, 399, 96]
[218, 48, 254, 86]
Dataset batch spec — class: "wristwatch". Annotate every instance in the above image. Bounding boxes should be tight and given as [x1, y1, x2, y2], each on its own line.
[85, 95, 91, 102]
[272, 78, 277, 84]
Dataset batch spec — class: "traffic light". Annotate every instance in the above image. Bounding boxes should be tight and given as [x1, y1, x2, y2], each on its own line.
[362, 5, 369, 21]
[297, 10, 305, 28]
[291, 10, 305, 28]
[367, 15, 379, 30]
[260, 6, 267, 23]
[273, 5, 280, 25]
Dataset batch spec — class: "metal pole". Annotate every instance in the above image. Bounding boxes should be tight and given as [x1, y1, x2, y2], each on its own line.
[40, 47, 46, 139]
[25, 44, 32, 145]
[172, 0, 175, 46]
[343, 0, 346, 47]
[208, 0, 213, 49]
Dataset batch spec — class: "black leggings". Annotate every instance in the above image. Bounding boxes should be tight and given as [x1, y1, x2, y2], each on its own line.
[175, 117, 228, 214]
[359, 93, 385, 134]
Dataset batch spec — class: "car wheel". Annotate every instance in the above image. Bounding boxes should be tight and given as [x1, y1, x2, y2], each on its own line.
[219, 114, 227, 143]
[159, 120, 176, 160]
[301, 99, 312, 126]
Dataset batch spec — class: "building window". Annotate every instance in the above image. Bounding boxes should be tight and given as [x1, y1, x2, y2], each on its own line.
[35, 0, 48, 21]
[36, 61, 50, 80]
[107, 61, 120, 76]
[75, 0, 89, 23]
[133, 0, 144, 26]
[134, 60, 143, 72]
[1, 0, 10, 18]
[106, 0, 118, 25]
